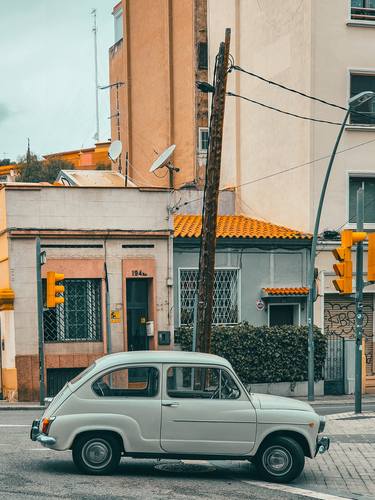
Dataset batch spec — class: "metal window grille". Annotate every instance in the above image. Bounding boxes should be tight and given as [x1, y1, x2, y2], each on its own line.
[43, 279, 102, 342]
[179, 269, 239, 326]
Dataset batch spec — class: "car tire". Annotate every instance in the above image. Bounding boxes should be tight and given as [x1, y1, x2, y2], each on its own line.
[72, 433, 121, 475]
[254, 436, 305, 483]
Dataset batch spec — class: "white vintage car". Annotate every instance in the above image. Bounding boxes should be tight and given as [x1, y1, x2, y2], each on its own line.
[30, 351, 329, 482]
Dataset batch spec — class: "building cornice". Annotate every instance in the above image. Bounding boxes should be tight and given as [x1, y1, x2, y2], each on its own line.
[2, 228, 170, 239]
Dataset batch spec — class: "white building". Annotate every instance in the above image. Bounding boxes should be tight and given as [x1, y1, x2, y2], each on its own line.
[209, 0, 375, 391]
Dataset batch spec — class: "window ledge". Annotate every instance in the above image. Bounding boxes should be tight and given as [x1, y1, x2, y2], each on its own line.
[346, 125, 375, 132]
[347, 20, 375, 28]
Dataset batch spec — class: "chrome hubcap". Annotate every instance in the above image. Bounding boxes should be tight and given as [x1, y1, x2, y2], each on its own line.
[262, 446, 292, 476]
[82, 439, 112, 469]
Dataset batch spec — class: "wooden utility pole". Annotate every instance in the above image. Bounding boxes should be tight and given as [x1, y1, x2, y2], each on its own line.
[196, 29, 231, 353]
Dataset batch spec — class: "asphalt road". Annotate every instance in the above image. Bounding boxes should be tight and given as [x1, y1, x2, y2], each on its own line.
[0, 410, 310, 500]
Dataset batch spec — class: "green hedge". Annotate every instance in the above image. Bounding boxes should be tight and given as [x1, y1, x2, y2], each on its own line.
[175, 323, 327, 384]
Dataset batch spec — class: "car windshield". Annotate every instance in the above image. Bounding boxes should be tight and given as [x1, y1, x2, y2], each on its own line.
[70, 362, 97, 385]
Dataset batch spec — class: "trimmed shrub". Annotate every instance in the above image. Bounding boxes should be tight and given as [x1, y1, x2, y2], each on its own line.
[175, 323, 326, 384]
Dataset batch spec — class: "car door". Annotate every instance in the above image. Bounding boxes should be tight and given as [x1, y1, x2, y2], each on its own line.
[90, 364, 162, 453]
[160, 364, 256, 455]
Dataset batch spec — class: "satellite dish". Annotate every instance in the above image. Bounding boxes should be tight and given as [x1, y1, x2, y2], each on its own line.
[149, 144, 176, 173]
[108, 140, 122, 161]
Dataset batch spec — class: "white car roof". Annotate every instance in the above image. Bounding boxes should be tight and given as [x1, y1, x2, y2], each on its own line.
[93, 350, 232, 371]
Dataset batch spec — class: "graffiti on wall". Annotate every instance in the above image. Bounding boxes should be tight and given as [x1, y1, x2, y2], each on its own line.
[324, 301, 373, 368]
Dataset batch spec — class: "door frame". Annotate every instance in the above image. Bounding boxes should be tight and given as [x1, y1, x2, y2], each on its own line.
[122, 259, 158, 351]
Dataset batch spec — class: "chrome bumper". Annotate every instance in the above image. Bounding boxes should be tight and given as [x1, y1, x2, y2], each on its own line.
[36, 434, 56, 447]
[316, 436, 330, 455]
[30, 419, 56, 447]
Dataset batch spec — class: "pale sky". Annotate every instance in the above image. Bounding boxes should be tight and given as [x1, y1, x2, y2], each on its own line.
[0, 0, 115, 161]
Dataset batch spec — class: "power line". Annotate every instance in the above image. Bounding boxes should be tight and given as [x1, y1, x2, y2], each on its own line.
[230, 65, 375, 124]
[230, 65, 346, 111]
[175, 137, 375, 211]
[227, 91, 342, 126]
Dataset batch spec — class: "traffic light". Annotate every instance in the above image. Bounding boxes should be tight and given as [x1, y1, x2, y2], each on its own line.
[368, 233, 375, 281]
[46, 272, 65, 308]
[332, 230, 367, 294]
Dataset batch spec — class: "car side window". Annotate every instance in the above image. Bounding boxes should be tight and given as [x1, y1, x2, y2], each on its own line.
[167, 366, 240, 400]
[92, 366, 159, 397]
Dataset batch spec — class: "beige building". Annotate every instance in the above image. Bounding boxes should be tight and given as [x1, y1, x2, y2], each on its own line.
[0, 184, 172, 401]
[108, 0, 208, 188]
[208, 0, 375, 390]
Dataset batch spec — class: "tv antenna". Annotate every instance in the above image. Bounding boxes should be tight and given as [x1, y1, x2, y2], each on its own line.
[149, 144, 179, 188]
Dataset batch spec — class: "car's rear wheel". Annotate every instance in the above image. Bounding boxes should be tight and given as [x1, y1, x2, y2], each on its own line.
[72, 433, 121, 475]
[254, 436, 305, 483]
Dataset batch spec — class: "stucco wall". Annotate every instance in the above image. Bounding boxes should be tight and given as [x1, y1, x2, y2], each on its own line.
[208, 0, 312, 229]
[4, 186, 169, 231]
[173, 244, 309, 327]
[109, 0, 197, 188]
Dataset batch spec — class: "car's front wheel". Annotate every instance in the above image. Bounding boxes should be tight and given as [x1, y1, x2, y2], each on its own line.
[72, 433, 121, 475]
[254, 436, 305, 483]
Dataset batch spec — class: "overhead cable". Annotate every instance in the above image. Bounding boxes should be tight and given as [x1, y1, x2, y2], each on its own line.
[227, 91, 342, 126]
[230, 65, 375, 123]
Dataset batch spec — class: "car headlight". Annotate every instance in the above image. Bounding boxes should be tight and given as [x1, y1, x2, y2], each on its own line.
[318, 416, 326, 433]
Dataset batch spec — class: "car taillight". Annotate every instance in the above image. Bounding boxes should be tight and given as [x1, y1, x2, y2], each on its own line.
[41, 417, 55, 434]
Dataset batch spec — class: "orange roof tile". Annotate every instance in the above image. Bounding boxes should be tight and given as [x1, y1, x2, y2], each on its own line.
[174, 215, 311, 240]
[262, 287, 309, 296]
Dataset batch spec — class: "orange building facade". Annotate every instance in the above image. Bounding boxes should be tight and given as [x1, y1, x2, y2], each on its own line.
[43, 141, 111, 170]
[108, 0, 208, 188]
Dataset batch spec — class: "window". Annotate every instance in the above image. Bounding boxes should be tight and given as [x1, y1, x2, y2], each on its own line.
[351, 0, 375, 20]
[269, 304, 296, 326]
[179, 268, 239, 325]
[167, 366, 240, 399]
[43, 279, 102, 342]
[349, 176, 375, 223]
[350, 74, 375, 125]
[198, 127, 209, 152]
[197, 42, 208, 70]
[113, 7, 123, 43]
[93, 366, 159, 397]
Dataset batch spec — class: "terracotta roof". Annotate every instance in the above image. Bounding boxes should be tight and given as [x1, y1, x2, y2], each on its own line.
[174, 215, 311, 240]
[262, 287, 309, 296]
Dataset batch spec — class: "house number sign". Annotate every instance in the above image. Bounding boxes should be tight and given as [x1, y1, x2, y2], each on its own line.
[131, 270, 148, 277]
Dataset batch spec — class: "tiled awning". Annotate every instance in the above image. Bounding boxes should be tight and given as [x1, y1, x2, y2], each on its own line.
[262, 287, 309, 297]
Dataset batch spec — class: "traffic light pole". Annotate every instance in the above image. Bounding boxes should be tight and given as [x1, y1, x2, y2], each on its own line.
[36, 237, 46, 406]
[307, 107, 351, 401]
[355, 187, 364, 414]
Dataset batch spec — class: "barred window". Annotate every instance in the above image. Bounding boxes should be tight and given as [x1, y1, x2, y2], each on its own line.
[43, 279, 102, 342]
[179, 269, 239, 326]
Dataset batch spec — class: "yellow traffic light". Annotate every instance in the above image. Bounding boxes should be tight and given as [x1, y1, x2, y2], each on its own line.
[368, 233, 375, 281]
[332, 230, 367, 294]
[46, 272, 65, 308]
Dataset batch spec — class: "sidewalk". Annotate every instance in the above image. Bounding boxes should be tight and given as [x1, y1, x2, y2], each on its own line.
[299, 393, 375, 405]
[0, 401, 44, 411]
[217, 410, 375, 499]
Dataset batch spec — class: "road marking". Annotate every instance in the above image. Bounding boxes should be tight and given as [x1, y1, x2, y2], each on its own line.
[0, 424, 29, 427]
[241, 480, 349, 500]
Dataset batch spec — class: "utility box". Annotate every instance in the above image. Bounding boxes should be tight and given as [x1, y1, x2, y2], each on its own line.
[158, 331, 170, 346]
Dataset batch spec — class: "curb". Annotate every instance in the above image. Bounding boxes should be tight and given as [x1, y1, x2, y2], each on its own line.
[0, 406, 44, 411]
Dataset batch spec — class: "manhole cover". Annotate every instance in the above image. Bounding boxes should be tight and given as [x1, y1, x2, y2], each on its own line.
[154, 461, 216, 474]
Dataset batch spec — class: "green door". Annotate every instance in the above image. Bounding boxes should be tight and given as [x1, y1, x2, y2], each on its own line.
[126, 279, 149, 351]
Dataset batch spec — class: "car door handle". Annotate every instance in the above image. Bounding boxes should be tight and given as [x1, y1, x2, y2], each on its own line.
[162, 402, 180, 407]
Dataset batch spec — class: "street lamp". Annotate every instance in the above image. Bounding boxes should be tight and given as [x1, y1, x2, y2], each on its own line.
[307, 90, 375, 401]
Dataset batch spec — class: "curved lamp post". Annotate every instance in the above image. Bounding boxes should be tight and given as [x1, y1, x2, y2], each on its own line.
[307, 90, 375, 401]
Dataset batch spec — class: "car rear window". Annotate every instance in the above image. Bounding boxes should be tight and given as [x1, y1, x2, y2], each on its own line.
[70, 362, 97, 385]
[92, 366, 159, 397]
